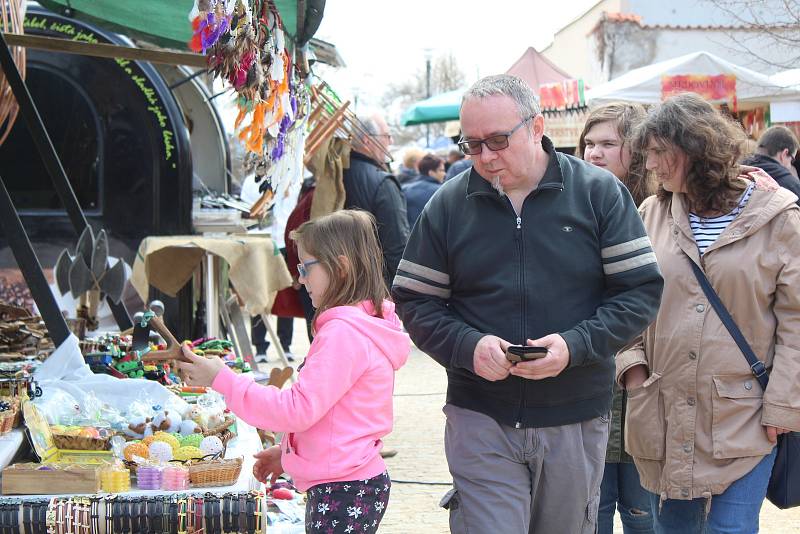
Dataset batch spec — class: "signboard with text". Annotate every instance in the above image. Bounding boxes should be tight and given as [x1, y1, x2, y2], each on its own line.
[661, 74, 737, 109]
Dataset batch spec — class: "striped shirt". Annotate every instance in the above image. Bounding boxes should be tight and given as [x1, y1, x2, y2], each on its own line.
[689, 182, 754, 255]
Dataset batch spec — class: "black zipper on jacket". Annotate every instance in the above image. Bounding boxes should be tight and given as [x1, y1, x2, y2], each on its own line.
[513, 204, 526, 428]
[473, 182, 564, 428]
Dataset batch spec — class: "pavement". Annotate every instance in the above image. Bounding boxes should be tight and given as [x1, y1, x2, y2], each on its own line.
[260, 317, 800, 533]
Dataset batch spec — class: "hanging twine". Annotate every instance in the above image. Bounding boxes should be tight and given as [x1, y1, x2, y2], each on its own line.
[0, 0, 26, 147]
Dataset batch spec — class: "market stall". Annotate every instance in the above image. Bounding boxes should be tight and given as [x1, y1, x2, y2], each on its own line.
[0, 0, 340, 530]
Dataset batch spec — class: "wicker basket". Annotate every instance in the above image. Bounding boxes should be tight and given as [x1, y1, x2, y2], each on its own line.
[0, 407, 15, 436]
[0, 397, 20, 429]
[202, 414, 236, 437]
[52, 433, 111, 451]
[187, 457, 243, 488]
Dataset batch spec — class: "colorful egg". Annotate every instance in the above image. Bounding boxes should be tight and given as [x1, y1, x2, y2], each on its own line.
[199, 436, 224, 456]
[152, 431, 180, 452]
[148, 441, 174, 462]
[180, 433, 204, 449]
[173, 446, 204, 462]
[78, 427, 100, 439]
[123, 442, 149, 462]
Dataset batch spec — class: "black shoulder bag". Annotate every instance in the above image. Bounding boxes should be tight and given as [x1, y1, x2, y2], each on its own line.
[690, 260, 800, 509]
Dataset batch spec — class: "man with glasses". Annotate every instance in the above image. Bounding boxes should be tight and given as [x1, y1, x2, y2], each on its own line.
[343, 112, 410, 288]
[743, 125, 800, 206]
[392, 75, 663, 533]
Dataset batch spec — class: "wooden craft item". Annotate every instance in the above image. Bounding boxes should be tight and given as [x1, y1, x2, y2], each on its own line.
[140, 316, 192, 363]
[2, 463, 101, 495]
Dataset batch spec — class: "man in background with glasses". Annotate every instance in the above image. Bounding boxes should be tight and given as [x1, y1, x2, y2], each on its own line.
[342, 112, 410, 288]
[392, 74, 663, 533]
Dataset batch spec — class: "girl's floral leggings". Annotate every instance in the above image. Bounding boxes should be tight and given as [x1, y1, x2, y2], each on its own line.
[304, 471, 391, 533]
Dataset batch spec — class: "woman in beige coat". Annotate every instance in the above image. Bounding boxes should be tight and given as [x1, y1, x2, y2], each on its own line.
[617, 93, 800, 533]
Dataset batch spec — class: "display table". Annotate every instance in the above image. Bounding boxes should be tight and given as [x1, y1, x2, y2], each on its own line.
[0, 419, 275, 533]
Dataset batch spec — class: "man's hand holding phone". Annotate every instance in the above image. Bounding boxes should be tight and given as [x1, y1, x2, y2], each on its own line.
[509, 334, 571, 380]
[473, 335, 513, 381]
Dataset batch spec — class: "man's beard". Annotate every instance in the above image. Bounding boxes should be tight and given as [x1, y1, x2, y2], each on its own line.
[492, 175, 506, 197]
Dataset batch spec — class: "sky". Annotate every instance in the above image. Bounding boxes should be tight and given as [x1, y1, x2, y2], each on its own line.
[312, 0, 599, 115]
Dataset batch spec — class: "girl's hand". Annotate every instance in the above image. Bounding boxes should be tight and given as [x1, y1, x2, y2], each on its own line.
[765, 425, 790, 443]
[177, 345, 226, 386]
[623, 364, 649, 390]
[253, 445, 284, 484]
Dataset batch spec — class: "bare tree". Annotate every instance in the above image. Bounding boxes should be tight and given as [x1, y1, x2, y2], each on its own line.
[701, 0, 800, 69]
[382, 52, 466, 147]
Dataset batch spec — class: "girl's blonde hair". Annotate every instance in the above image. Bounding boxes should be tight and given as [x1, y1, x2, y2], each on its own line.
[290, 210, 389, 330]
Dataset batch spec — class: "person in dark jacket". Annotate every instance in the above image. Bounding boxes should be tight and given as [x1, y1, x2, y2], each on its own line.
[396, 147, 424, 184]
[344, 113, 410, 288]
[444, 156, 472, 181]
[578, 102, 655, 534]
[402, 153, 445, 227]
[742, 125, 800, 205]
[392, 75, 664, 534]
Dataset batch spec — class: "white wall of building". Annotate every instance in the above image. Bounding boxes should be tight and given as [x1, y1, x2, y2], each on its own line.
[541, 0, 621, 85]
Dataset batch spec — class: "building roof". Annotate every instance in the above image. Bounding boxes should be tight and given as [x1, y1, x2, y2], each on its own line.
[597, 10, 783, 31]
[506, 47, 573, 88]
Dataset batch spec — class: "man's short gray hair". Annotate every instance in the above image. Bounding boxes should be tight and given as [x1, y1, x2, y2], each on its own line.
[461, 74, 541, 120]
[356, 113, 380, 137]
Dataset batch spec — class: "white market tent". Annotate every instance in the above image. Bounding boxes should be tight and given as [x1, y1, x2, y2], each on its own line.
[770, 69, 800, 89]
[586, 51, 800, 108]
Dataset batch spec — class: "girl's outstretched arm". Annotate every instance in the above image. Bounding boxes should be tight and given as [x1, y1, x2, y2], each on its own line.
[209, 321, 370, 433]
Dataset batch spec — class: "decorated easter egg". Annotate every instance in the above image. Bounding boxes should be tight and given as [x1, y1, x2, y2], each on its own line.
[173, 446, 204, 461]
[180, 433, 204, 449]
[140, 435, 157, 447]
[148, 441, 174, 462]
[123, 442, 149, 462]
[152, 431, 180, 452]
[200, 436, 224, 456]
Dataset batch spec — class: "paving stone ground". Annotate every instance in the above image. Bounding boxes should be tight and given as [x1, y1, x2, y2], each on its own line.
[263, 317, 800, 533]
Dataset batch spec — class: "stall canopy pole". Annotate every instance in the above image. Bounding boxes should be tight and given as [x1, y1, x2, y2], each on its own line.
[0, 176, 70, 346]
[0, 31, 132, 329]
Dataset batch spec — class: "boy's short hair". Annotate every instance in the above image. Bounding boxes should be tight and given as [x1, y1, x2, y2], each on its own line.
[757, 125, 799, 158]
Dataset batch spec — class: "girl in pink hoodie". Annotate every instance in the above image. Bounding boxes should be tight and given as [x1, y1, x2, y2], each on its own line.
[179, 210, 410, 534]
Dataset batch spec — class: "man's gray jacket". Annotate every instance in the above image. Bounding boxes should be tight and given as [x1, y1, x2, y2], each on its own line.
[392, 136, 664, 428]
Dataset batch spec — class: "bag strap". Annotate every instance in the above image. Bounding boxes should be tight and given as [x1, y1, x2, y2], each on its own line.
[688, 259, 769, 390]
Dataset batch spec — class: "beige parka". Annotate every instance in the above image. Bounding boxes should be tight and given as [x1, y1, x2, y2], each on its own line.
[616, 173, 800, 502]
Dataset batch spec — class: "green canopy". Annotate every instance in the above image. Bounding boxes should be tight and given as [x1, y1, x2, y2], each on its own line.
[400, 89, 464, 126]
[38, 0, 322, 50]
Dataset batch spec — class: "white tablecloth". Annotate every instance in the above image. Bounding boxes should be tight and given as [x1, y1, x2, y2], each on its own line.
[0, 429, 25, 472]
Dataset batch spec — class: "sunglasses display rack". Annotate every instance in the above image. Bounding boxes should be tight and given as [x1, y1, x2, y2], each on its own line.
[0, 491, 268, 534]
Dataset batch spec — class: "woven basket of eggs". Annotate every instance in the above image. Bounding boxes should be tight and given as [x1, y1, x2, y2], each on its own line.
[50, 426, 111, 450]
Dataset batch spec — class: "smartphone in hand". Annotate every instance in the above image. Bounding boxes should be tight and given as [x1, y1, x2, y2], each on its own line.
[505, 345, 548, 363]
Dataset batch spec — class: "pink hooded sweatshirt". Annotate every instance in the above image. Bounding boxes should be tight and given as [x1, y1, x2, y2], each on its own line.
[212, 300, 410, 491]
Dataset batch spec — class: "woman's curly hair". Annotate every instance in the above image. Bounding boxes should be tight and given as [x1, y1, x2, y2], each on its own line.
[633, 93, 747, 214]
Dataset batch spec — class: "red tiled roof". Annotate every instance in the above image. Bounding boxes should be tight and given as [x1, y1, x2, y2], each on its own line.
[600, 10, 791, 30]
[604, 12, 642, 24]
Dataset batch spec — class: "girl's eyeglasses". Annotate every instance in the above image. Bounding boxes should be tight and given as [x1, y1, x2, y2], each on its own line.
[297, 260, 320, 278]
